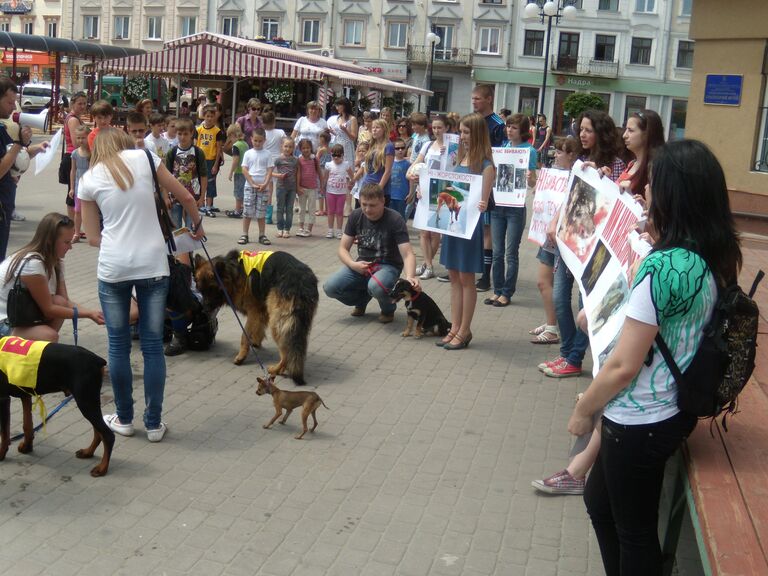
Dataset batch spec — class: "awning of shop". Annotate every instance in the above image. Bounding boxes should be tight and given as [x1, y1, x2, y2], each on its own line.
[314, 66, 432, 97]
[165, 32, 370, 76]
[0, 31, 144, 59]
[90, 44, 323, 81]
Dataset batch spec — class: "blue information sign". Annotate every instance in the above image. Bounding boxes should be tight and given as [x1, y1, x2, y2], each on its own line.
[704, 75, 743, 106]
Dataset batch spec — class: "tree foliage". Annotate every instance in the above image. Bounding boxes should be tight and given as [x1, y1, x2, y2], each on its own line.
[562, 92, 606, 118]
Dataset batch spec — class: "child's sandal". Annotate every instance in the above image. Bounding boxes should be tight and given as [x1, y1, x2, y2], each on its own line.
[237, 235, 249, 245]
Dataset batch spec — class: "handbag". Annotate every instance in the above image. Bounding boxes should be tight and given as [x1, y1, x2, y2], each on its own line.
[7, 259, 46, 328]
[144, 148, 177, 253]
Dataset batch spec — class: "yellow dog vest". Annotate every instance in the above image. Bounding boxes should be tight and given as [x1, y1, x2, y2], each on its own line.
[239, 250, 273, 276]
[0, 336, 49, 389]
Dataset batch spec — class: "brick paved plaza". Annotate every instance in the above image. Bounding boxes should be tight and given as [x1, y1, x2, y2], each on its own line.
[0, 149, 621, 576]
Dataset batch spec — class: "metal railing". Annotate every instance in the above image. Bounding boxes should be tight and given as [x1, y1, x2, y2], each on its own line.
[550, 54, 619, 78]
[407, 45, 473, 67]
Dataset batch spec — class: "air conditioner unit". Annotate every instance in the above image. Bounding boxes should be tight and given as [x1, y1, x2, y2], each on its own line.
[320, 48, 334, 58]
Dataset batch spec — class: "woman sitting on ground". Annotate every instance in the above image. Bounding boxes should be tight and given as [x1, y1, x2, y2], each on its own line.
[0, 212, 104, 341]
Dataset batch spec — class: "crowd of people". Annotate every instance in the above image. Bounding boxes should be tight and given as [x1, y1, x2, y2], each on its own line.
[0, 76, 745, 576]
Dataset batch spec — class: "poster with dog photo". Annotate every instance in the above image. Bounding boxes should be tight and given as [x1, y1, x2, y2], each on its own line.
[442, 133, 460, 171]
[527, 168, 571, 249]
[413, 169, 483, 239]
[492, 147, 531, 207]
[555, 162, 647, 375]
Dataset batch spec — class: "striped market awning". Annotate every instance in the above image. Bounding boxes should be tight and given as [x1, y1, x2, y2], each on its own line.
[90, 44, 322, 81]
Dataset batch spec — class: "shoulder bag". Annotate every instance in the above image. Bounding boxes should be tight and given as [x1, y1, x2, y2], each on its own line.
[144, 148, 177, 253]
[7, 258, 47, 328]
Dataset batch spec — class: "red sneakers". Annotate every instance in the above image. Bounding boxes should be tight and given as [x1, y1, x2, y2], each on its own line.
[544, 361, 582, 378]
[537, 356, 564, 372]
[532, 469, 586, 495]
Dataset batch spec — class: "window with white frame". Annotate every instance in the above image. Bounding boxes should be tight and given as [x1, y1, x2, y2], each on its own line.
[261, 17, 279, 39]
[147, 16, 162, 40]
[0, 22, 9, 33]
[676, 40, 694, 68]
[387, 21, 407, 49]
[23, 21, 33, 35]
[481, 0, 504, 4]
[523, 30, 544, 56]
[634, 0, 655, 13]
[598, 0, 619, 11]
[594, 34, 616, 62]
[47, 20, 58, 37]
[221, 16, 239, 37]
[83, 15, 99, 39]
[343, 20, 364, 47]
[180, 16, 196, 37]
[681, 0, 692, 16]
[301, 19, 320, 44]
[629, 37, 652, 65]
[114, 16, 130, 40]
[477, 27, 501, 55]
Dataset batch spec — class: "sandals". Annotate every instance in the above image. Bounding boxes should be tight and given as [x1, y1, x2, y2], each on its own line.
[493, 297, 510, 308]
[483, 296, 498, 305]
[258, 235, 272, 245]
[531, 329, 560, 345]
[436, 331, 456, 347]
[529, 324, 547, 336]
[237, 235, 249, 245]
[444, 332, 473, 351]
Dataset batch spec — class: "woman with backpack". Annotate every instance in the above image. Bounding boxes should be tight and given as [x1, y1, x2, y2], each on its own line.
[567, 139, 742, 576]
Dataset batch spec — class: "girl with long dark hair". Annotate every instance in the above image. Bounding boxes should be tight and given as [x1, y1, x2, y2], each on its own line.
[619, 109, 665, 198]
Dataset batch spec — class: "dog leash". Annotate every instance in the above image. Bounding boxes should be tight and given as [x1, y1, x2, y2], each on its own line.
[365, 262, 395, 294]
[198, 239, 271, 379]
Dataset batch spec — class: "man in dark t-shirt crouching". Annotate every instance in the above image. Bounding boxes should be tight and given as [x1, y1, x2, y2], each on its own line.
[323, 183, 420, 323]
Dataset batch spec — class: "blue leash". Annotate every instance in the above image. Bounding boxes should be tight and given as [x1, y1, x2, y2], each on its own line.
[9, 308, 78, 442]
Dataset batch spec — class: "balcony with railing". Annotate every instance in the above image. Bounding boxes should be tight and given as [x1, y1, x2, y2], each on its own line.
[550, 54, 619, 78]
[407, 45, 473, 67]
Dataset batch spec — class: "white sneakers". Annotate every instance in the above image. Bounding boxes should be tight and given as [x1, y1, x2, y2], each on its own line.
[104, 413, 167, 442]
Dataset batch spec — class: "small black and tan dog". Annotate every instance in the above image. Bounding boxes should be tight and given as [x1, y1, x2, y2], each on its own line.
[0, 338, 114, 477]
[389, 278, 451, 339]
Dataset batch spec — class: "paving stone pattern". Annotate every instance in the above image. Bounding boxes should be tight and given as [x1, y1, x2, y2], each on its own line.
[0, 148, 609, 575]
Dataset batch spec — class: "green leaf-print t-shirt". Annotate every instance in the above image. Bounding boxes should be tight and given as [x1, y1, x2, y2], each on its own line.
[604, 248, 717, 425]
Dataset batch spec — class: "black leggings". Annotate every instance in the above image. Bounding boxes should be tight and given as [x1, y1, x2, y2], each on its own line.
[584, 411, 697, 576]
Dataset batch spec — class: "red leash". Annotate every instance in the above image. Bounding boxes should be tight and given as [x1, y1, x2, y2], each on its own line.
[364, 262, 393, 293]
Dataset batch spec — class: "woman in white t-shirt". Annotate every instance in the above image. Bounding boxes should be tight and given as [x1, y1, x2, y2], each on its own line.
[567, 140, 742, 575]
[0, 212, 104, 340]
[79, 128, 205, 443]
[327, 97, 358, 165]
[290, 101, 328, 155]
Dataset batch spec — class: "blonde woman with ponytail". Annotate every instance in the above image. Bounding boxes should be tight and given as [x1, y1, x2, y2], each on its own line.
[361, 119, 395, 204]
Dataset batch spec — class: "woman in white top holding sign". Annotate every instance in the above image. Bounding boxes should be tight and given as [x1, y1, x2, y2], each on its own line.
[408, 115, 449, 280]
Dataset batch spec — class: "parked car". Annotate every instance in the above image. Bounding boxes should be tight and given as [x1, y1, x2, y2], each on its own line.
[19, 83, 71, 113]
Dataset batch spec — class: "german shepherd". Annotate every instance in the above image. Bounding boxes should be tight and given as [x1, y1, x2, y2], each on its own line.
[194, 250, 319, 385]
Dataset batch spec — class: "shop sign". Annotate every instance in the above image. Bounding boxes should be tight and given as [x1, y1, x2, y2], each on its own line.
[704, 74, 743, 106]
[355, 61, 407, 81]
[0, 50, 55, 66]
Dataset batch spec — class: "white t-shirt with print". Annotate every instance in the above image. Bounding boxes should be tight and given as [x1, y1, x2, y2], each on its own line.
[0, 253, 59, 322]
[324, 160, 351, 195]
[144, 133, 170, 158]
[241, 148, 273, 187]
[78, 149, 169, 282]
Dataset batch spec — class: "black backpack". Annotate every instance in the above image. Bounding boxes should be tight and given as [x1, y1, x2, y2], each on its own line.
[656, 270, 764, 428]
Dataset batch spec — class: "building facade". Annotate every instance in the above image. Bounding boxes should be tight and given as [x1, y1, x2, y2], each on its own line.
[0, 0, 63, 83]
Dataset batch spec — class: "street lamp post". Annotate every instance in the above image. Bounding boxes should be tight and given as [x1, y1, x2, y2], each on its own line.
[425, 30, 441, 117]
[523, 1, 577, 117]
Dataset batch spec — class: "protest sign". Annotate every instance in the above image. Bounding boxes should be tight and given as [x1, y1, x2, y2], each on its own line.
[492, 147, 530, 207]
[442, 133, 459, 171]
[414, 169, 483, 239]
[555, 161, 648, 375]
[527, 168, 570, 249]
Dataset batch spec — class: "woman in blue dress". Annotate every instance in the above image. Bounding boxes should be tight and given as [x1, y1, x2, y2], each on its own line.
[437, 113, 495, 350]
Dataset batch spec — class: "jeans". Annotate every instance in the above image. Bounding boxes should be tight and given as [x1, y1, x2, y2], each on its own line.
[171, 202, 193, 229]
[585, 412, 698, 576]
[323, 263, 400, 315]
[98, 276, 169, 429]
[553, 253, 589, 367]
[276, 188, 296, 231]
[389, 198, 407, 220]
[490, 206, 526, 298]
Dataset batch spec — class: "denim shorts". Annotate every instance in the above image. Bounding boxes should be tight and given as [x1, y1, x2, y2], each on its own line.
[537, 247, 556, 267]
[233, 173, 245, 201]
[0, 318, 10, 337]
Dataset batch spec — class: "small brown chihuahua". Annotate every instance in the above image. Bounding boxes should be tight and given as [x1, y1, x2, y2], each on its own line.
[256, 376, 328, 439]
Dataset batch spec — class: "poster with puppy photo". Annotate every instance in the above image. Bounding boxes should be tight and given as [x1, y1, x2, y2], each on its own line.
[555, 161, 649, 375]
[413, 169, 483, 239]
[442, 133, 460, 171]
[492, 147, 531, 207]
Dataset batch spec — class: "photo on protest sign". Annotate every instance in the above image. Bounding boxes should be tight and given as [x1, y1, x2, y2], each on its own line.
[528, 168, 570, 249]
[413, 169, 483, 239]
[555, 161, 647, 376]
[443, 133, 460, 171]
[492, 147, 530, 207]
